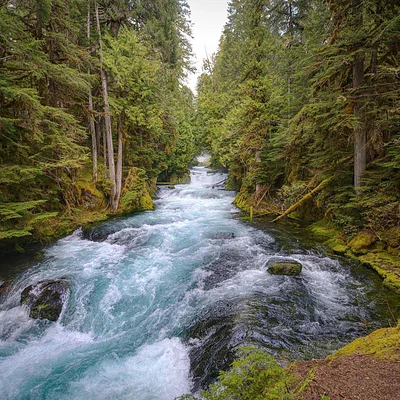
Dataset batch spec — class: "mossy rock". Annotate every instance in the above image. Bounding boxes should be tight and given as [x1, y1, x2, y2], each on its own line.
[267, 260, 302, 276]
[325, 238, 348, 255]
[358, 252, 400, 294]
[348, 230, 377, 255]
[168, 184, 175, 189]
[21, 279, 69, 321]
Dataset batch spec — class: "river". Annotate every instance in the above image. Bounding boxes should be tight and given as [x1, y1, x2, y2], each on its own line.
[0, 167, 399, 399]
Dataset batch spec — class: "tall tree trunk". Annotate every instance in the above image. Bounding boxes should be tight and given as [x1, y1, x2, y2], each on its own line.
[115, 114, 123, 206]
[88, 0, 98, 183]
[95, 2, 117, 209]
[101, 118, 107, 178]
[352, 0, 366, 193]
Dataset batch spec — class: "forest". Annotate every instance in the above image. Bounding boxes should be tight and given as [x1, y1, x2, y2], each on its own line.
[197, 0, 400, 242]
[1, 0, 400, 399]
[0, 0, 197, 249]
[1, 0, 399, 257]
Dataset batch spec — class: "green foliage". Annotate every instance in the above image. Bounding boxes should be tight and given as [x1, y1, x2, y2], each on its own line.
[195, 0, 400, 244]
[0, 0, 196, 245]
[177, 347, 294, 400]
[120, 168, 155, 211]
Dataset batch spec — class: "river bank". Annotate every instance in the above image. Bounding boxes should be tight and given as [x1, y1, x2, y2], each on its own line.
[233, 188, 400, 296]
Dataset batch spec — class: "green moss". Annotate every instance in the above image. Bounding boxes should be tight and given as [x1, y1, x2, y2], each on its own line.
[308, 220, 338, 241]
[325, 238, 348, 254]
[121, 190, 155, 212]
[381, 227, 400, 248]
[120, 167, 155, 212]
[233, 191, 252, 213]
[188, 347, 295, 400]
[268, 262, 302, 276]
[358, 252, 400, 294]
[348, 230, 377, 254]
[330, 323, 400, 361]
[308, 220, 348, 253]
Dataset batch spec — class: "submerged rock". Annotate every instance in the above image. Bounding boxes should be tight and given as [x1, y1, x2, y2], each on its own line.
[211, 232, 235, 240]
[267, 259, 302, 276]
[21, 279, 69, 321]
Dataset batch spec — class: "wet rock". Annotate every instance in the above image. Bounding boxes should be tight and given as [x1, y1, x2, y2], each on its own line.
[211, 232, 235, 240]
[267, 259, 302, 276]
[21, 279, 69, 321]
[0, 280, 10, 298]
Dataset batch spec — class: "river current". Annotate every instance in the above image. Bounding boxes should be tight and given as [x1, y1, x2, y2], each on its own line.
[0, 167, 399, 399]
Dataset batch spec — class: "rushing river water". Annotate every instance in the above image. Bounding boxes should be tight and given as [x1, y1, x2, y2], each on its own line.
[0, 167, 399, 400]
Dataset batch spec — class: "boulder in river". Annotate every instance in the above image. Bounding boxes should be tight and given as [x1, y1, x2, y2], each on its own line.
[267, 259, 302, 276]
[21, 279, 69, 321]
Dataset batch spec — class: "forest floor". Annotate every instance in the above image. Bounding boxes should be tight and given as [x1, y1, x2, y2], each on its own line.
[292, 323, 400, 400]
[294, 354, 400, 400]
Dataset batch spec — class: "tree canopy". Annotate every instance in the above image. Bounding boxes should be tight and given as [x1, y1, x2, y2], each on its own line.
[0, 0, 197, 246]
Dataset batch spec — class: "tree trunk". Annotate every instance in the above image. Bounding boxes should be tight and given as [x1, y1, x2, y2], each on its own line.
[115, 114, 123, 206]
[101, 117, 108, 178]
[352, 0, 366, 193]
[95, 2, 117, 209]
[88, 0, 98, 183]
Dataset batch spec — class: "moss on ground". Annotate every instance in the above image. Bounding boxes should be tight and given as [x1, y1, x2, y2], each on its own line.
[306, 220, 400, 294]
[358, 252, 400, 294]
[348, 230, 377, 254]
[330, 322, 400, 361]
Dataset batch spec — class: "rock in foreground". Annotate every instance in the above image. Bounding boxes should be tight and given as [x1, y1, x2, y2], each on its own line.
[21, 279, 69, 321]
[267, 260, 302, 276]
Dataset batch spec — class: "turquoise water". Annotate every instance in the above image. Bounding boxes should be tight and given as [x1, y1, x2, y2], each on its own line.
[0, 167, 399, 399]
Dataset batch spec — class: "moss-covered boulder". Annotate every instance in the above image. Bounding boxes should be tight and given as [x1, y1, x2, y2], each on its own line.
[348, 230, 377, 254]
[267, 260, 302, 276]
[21, 279, 69, 321]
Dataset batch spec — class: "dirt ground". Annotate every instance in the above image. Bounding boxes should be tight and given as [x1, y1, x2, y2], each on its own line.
[294, 353, 400, 400]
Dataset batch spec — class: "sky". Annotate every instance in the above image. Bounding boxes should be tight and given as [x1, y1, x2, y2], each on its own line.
[186, 0, 230, 93]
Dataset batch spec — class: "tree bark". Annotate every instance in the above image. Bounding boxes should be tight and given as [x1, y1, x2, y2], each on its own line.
[352, 0, 366, 193]
[87, 0, 98, 183]
[95, 2, 117, 209]
[115, 114, 123, 206]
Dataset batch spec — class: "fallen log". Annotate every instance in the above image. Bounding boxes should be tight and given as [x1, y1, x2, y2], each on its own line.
[272, 178, 331, 223]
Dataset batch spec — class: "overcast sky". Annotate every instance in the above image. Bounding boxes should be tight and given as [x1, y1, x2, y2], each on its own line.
[186, 0, 230, 93]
